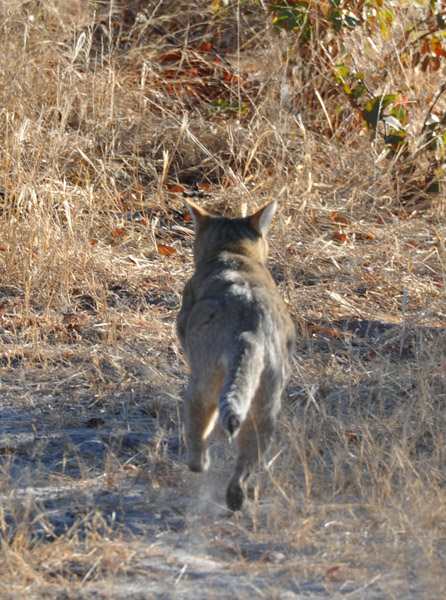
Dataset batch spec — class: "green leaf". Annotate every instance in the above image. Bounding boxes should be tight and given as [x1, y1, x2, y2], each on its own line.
[344, 14, 361, 28]
[351, 85, 366, 99]
[384, 130, 406, 146]
[436, 12, 446, 28]
[362, 94, 398, 129]
[273, 6, 311, 34]
[334, 64, 351, 86]
[329, 9, 343, 33]
[390, 105, 408, 126]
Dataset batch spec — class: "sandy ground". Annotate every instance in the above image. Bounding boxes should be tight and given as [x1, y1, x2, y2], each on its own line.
[1, 367, 442, 600]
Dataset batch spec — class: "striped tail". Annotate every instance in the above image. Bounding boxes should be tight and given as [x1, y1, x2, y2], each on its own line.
[218, 332, 264, 437]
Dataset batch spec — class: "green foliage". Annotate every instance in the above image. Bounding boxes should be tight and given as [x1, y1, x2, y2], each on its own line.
[404, 0, 446, 69]
[364, 0, 394, 38]
[269, 0, 364, 38]
[269, 0, 394, 38]
[210, 98, 248, 116]
[333, 65, 366, 102]
[206, 0, 446, 198]
[271, 2, 313, 39]
[422, 110, 446, 156]
[263, 0, 446, 198]
[362, 95, 398, 130]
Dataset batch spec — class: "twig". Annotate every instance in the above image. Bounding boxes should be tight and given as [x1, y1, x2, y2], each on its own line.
[420, 81, 446, 135]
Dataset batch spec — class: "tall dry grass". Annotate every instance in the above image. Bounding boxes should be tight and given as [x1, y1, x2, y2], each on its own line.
[0, 0, 445, 598]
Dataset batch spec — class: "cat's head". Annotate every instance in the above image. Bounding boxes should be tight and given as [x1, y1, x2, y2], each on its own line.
[186, 201, 277, 266]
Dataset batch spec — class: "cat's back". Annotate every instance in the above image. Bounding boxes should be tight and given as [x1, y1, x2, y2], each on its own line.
[187, 250, 294, 347]
[178, 200, 294, 358]
[191, 250, 275, 299]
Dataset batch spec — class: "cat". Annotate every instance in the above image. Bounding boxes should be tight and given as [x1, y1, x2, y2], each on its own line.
[177, 200, 295, 511]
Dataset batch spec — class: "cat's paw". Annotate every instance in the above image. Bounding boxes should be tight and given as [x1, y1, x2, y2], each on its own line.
[226, 482, 245, 512]
[187, 449, 210, 473]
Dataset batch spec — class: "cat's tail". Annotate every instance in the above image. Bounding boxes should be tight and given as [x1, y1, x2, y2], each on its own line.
[218, 332, 264, 437]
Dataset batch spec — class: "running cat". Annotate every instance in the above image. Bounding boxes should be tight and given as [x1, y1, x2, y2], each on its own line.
[177, 200, 295, 511]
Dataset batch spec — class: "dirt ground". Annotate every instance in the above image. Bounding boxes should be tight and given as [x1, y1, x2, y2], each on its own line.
[1, 286, 445, 599]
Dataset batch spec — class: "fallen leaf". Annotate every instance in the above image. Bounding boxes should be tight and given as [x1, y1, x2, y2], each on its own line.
[159, 51, 182, 62]
[326, 565, 341, 576]
[309, 325, 343, 338]
[168, 184, 185, 193]
[326, 565, 342, 581]
[157, 244, 176, 256]
[330, 212, 349, 225]
[333, 231, 349, 244]
[112, 227, 126, 238]
[345, 430, 359, 445]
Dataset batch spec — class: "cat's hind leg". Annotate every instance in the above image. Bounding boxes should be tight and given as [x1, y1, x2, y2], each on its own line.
[183, 374, 222, 472]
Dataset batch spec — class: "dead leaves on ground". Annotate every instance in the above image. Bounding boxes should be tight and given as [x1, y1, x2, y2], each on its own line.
[329, 213, 376, 245]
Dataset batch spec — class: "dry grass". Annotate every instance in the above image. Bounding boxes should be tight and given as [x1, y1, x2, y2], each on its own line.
[0, 1, 445, 598]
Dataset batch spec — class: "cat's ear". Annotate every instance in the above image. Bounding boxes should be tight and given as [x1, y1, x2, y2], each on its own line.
[186, 200, 211, 231]
[248, 201, 277, 236]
